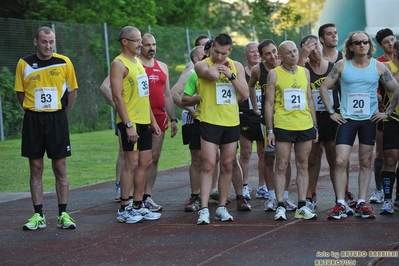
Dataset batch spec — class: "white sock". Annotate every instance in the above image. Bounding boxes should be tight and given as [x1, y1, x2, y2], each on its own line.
[283, 190, 289, 198]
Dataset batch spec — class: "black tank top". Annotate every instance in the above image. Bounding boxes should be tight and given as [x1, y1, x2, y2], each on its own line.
[239, 69, 261, 123]
[258, 63, 269, 124]
[305, 61, 340, 111]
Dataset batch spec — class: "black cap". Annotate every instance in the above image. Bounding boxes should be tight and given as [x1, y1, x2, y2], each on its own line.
[204, 39, 213, 51]
[376, 28, 394, 44]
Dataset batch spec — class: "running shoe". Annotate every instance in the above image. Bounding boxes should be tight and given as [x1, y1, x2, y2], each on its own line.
[283, 197, 297, 211]
[242, 185, 252, 200]
[57, 212, 76, 229]
[184, 197, 200, 212]
[256, 185, 269, 199]
[355, 202, 375, 219]
[197, 208, 210, 225]
[344, 203, 354, 215]
[275, 206, 287, 221]
[380, 199, 394, 214]
[295, 206, 317, 220]
[264, 197, 277, 211]
[209, 190, 219, 204]
[23, 213, 46, 230]
[369, 189, 383, 204]
[143, 197, 162, 212]
[345, 191, 357, 207]
[327, 203, 347, 220]
[215, 206, 234, 221]
[114, 185, 121, 202]
[117, 206, 143, 224]
[237, 197, 252, 211]
[136, 207, 161, 220]
[306, 199, 315, 213]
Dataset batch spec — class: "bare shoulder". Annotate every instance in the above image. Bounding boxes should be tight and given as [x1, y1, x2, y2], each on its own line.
[157, 60, 169, 74]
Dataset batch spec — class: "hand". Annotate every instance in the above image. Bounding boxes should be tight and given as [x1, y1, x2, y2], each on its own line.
[170, 122, 178, 138]
[253, 109, 261, 116]
[267, 134, 275, 148]
[371, 112, 388, 123]
[329, 113, 347, 125]
[126, 127, 139, 143]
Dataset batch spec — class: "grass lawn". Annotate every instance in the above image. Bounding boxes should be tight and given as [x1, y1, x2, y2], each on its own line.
[0, 125, 191, 192]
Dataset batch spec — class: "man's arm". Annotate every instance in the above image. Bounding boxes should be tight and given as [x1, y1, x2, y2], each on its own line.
[233, 61, 249, 100]
[194, 60, 219, 80]
[99, 76, 115, 108]
[16, 92, 24, 107]
[319, 60, 346, 124]
[265, 69, 277, 147]
[159, 61, 178, 138]
[65, 89, 77, 114]
[377, 62, 399, 116]
[305, 69, 318, 142]
[248, 64, 261, 116]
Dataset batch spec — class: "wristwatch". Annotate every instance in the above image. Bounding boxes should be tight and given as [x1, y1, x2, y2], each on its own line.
[125, 121, 133, 128]
[170, 118, 178, 123]
[328, 109, 335, 115]
[267, 129, 274, 134]
[228, 73, 236, 81]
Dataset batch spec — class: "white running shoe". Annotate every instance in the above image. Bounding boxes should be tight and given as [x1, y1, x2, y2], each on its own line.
[215, 206, 234, 222]
[265, 197, 277, 211]
[256, 185, 269, 199]
[295, 206, 317, 220]
[197, 208, 210, 225]
[283, 197, 297, 211]
[117, 206, 143, 224]
[369, 189, 384, 204]
[275, 206, 287, 221]
[136, 207, 161, 220]
[242, 185, 252, 200]
[380, 199, 394, 214]
[143, 197, 163, 212]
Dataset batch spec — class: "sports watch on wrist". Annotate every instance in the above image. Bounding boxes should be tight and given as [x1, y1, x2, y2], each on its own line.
[170, 118, 178, 123]
[125, 121, 133, 128]
[328, 109, 335, 115]
[228, 73, 236, 80]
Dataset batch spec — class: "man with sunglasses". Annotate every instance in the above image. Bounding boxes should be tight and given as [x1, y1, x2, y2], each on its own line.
[319, 31, 399, 219]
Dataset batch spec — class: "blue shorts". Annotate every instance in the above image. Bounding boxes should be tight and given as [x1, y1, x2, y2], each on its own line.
[335, 119, 376, 146]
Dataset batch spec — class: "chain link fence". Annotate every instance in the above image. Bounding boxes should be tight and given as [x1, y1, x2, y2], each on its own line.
[0, 18, 311, 140]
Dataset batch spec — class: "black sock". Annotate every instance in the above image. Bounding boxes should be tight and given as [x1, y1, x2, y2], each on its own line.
[382, 171, 395, 200]
[191, 194, 199, 199]
[306, 197, 312, 203]
[143, 194, 150, 201]
[243, 184, 248, 187]
[120, 204, 128, 211]
[236, 195, 243, 200]
[133, 201, 142, 209]
[374, 158, 384, 190]
[58, 204, 67, 216]
[34, 204, 43, 217]
[277, 201, 284, 208]
[298, 201, 306, 209]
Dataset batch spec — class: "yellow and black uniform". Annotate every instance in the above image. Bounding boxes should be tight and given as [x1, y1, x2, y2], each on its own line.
[381, 61, 399, 151]
[273, 66, 313, 130]
[114, 55, 152, 152]
[14, 53, 78, 158]
[198, 57, 239, 126]
[197, 57, 240, 145]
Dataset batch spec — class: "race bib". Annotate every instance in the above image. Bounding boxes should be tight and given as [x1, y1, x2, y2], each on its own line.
[34, 87, 58, 111]
[312, 90, 334, 111]
[284, 88, 306, 110]
[216, 83, 236, 105]
[137, 74, 149, 97]
[248, 90, 262, 110]
[347, 93, 370, 115]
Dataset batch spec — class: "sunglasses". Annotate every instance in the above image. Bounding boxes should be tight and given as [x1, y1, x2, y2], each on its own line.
[352, 39, 370, 45]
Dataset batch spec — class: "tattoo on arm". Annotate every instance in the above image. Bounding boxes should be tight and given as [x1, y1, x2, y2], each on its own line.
[383, 69, 393, 83]
[328, 65, 339, 80]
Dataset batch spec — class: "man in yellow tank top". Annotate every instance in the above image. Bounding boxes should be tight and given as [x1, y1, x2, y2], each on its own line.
[194, 33, 249, 225]
[265, 41, 318, 221]
[111, 26, 161, 224]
